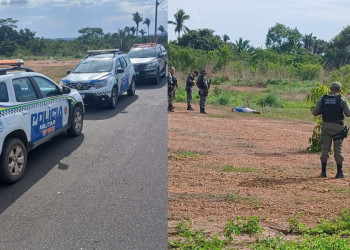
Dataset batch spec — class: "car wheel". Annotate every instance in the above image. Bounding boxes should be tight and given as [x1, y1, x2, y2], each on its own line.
[0, 138, 27, 184]
[154, 69, 160, 85]
[109, 86, 118, 109]
[67, 106, 83, 137]
[127, 77, 136, 96]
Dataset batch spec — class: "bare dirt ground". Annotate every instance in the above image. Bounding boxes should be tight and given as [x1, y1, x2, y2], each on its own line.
[25, 59, 80, 82]
[168, 102, 350, 247]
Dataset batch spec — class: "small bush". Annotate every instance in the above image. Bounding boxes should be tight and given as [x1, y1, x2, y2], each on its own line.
[257, 93, 284, 107]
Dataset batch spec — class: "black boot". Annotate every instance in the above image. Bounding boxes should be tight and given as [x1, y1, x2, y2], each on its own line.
[335, 163, 346, 178]
[321, 162, 327, 178]
[168, 104, 174, 112]
[187, 105, 194, 111]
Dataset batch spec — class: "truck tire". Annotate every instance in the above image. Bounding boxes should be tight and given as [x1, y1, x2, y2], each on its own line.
[67, 106, 83, 137]
[0, 138, 27, 184]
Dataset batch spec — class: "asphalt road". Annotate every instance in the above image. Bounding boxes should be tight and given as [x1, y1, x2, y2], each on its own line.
[0, 78, 168, 249]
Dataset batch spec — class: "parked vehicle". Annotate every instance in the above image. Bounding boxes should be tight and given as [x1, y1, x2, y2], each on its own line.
[60, 49, 136, 108]
[128, 43, 167, 84]
[0, 59, 84, 183]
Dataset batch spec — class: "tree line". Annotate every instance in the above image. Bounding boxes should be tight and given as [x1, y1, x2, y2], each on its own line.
[168, 9, 350, 79]
[0, 15, 167, 58]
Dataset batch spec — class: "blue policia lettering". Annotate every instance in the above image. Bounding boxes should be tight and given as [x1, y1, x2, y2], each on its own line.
[31, 106, 63, 142]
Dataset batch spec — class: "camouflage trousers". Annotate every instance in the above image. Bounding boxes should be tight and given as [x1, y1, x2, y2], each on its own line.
[168, 86, 175, 109]
[185, 86, 192, 106]
[321, 125, 344, 163]
[199, 89, 208, 111]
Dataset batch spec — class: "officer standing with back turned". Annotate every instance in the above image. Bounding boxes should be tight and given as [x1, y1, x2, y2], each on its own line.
[168, 66, 177, 112]
[312, 82, 350, 178]
[186, 71, 198, 110]
[197, 70, 210, 114]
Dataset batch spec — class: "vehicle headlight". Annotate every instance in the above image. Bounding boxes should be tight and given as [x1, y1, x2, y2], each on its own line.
[94, 79, 107, 89]
[144, 62, 157, 69]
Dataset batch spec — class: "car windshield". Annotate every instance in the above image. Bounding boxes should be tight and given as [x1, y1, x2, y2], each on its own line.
[73, 59, 113, 73]
[128, 48, 157, 58]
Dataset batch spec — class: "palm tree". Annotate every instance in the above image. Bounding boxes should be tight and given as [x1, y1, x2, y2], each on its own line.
[158, 25, 166, 35]
[118, 29, 126, 50]
[143, 18, 151, 36]
[130, 27, 136, 36]
[132, 12, 143, 37]
[234, 37, 250, 53]
[168, 9, 190, 38]
[139, 29, 146, 37]
[222, 34, 230, 42]
[124, 26, 130, 36]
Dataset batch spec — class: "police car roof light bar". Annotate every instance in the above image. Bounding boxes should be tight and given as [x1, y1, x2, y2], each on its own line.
[0, 59, 24, 67]
[0, 59, 35, 75]
[132, 43, 156, 48]
[87, 49, 120, 55]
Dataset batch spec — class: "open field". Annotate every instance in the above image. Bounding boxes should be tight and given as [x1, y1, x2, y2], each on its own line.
[24, 59, 80, 82]
[168, 90, 350, 248]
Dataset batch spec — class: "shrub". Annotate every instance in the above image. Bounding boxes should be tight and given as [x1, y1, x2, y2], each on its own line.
[257, 93, 284, 107]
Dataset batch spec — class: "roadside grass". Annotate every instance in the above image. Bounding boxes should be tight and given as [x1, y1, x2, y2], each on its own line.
[174, 81, 315, 122]
[175, 151, 200, 159]
[168, 216, 264, 249]
[222, 165, 256, 173]
[169, 210, 350, 249]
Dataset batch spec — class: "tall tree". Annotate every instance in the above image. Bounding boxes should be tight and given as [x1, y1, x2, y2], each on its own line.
[158, 25, 166, 35]
[132, 12, 143, 37]
[234, 37, 251, 53]
[124, 26, 130, 36]
[168, 9, 190, 38]
[222, 34, 230, 42]
[265, 23, 302, 54]
[130, 27, 136, 36]
[324, 25, 350, 69]
[143, 18, 151, 36]
[139, 29, 146, 37]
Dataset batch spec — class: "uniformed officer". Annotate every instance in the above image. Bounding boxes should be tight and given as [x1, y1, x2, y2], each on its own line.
[186, 71, 198, 111]
[197, 70, 210, 114]
[312, 82, 350, 178]
[168, 66, 178, 112]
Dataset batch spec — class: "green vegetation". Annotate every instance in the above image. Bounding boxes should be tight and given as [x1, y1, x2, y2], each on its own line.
[169, 211, 350, 249]
[222, 165, 256, 173]
[169, 217, 263, 249]
[0, 16, 167, 58]
[176, 151, 200, 159]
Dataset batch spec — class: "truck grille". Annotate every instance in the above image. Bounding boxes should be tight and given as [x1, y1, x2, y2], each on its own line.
[67, 82, 92, 90]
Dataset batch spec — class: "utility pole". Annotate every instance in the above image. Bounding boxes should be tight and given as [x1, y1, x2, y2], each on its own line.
[154, 0, 160, 43]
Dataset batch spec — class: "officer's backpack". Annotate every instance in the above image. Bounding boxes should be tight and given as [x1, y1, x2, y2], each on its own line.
[196, 75, 205, 89]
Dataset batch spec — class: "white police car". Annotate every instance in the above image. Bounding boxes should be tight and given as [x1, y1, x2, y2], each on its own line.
[60, 49, 136, 108]
[0, 59, 84, 184]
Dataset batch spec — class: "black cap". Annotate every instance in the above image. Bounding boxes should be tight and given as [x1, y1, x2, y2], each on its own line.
[201, 70, 207, 74]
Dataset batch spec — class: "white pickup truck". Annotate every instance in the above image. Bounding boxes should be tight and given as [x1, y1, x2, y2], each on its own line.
[0, 60, 84, 183]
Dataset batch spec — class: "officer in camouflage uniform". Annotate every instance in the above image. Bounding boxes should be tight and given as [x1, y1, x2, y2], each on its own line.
[186, 71, 198, 110]
[197, 70, 210, 114]
[312, 82, 350, 178]
[168, 66, 178, 112]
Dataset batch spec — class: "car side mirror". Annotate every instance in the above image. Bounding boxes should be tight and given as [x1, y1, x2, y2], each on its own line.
[62, 86, 71, 94]
[116, 68, 124, 74]
[66, 70, 71, 75]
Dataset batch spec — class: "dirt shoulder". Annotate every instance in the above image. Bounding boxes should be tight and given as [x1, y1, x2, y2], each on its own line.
[168, 103, 350, 245]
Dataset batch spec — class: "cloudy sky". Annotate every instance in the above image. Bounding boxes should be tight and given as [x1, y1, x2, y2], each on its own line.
[0, 0, 167, 38]
[168, 0, 350, 48]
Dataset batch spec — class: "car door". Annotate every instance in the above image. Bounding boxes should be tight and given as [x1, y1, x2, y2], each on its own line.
[11, 77, 44, 143]
[118, 57, 129, 93]
[31, 76, 70, 140]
